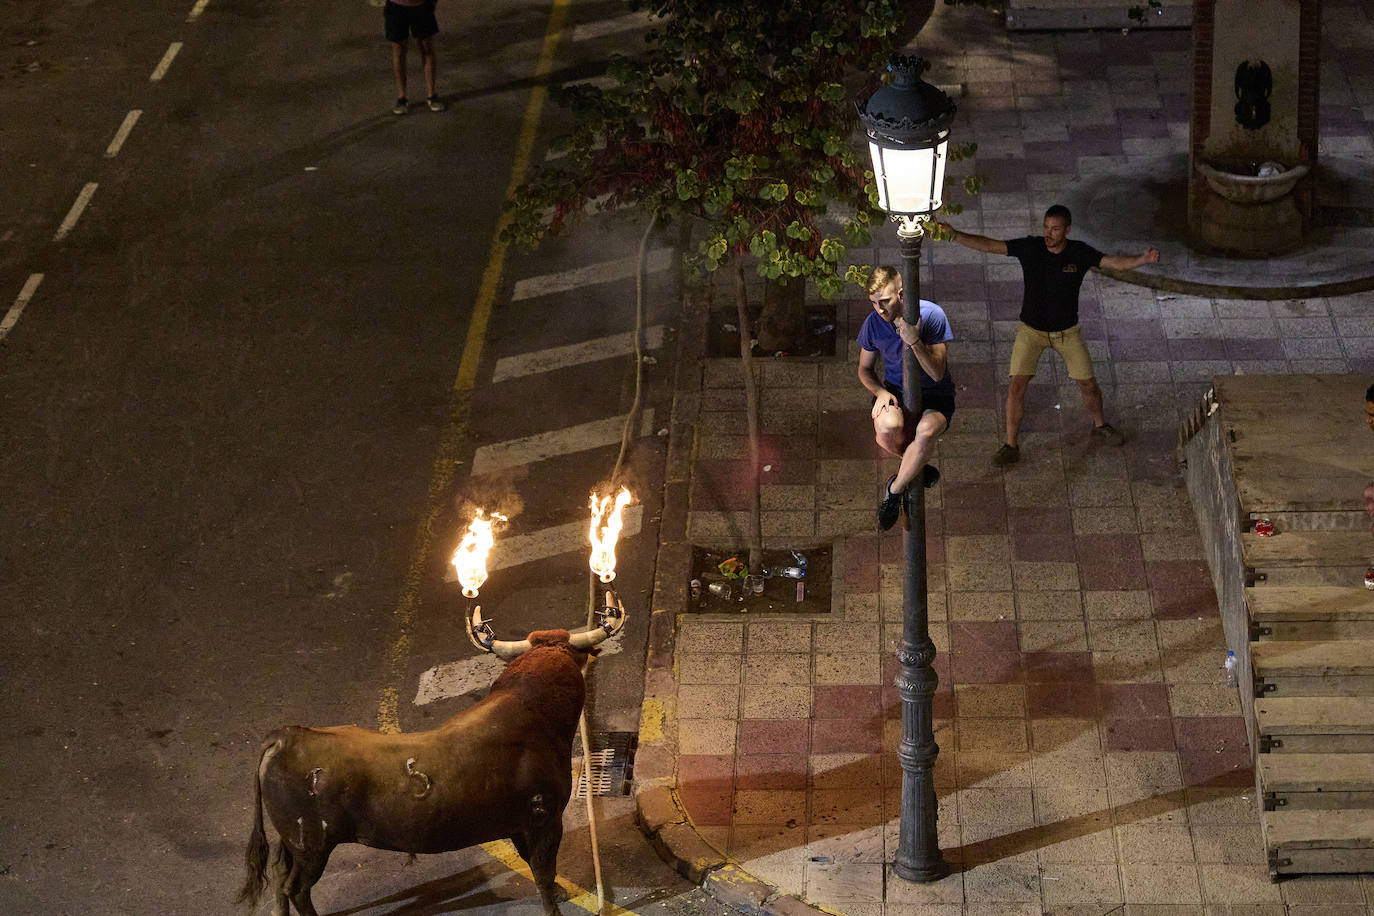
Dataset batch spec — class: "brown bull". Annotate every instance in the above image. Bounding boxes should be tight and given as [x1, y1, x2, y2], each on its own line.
[237, 605, 623, 916]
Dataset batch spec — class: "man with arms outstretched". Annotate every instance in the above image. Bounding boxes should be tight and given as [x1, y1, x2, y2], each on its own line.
[936, 205, 1159, 465]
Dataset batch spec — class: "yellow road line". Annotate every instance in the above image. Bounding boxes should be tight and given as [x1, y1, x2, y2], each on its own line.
[481, 840, 636, 916]
[376, 0, 571, 734]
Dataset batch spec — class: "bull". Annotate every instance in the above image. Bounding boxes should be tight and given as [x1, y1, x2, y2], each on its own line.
[237, 597, 625, 916]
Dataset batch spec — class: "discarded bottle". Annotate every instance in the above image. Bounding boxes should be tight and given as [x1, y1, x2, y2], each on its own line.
[690, 578, 702, 600]
[1224, 650, 1238, 688]
[1254, 518, 1275, 537]
[745, 574, 765, 595]
[1366, 567, 1374, 590]
[707, 581, 732, 600]
[777, 566, 806, 580]
[789, 549, 808, 569]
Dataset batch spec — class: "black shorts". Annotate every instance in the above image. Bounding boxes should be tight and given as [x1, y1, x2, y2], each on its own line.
[876, 380, 956, 426]
[385, 1, 438, 42]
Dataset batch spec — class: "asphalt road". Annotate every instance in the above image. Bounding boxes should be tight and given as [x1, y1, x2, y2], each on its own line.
[0, 1, 719, 913]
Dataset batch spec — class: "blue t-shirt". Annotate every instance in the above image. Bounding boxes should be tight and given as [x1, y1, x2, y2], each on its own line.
[857, 300, 955, 395]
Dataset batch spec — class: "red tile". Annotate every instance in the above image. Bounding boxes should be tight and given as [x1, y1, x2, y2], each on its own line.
[819, 409, 883, 459]
[1027, 682, 1101, 718]
[952, 621, 1020, 654]
[1010, 508, 1073, 535]
[1097, 683, 1171, 718]
[845, 535, 881, 593]
[739, 719, 809, 755]
[1151, 585, 1219, 619]
[1078, 551, 1147, 590]
[735, 753, 808, 790]
[677, 786, 734, 826]
[812, 716, 882, 754]
[1024, 651, 1095, 683]
[950, 651, 1024, 684]
[1179, 748, 1253, 787]
[1013, 532, 1078, 562]
[678, 754, 735, 791]
[1103, 717, 1175, 751]
[1173, 716, 1248, 750]
[691, 459, 754, 510]
[814, 685, 881, 718]
[1146, 560, 1212, 590]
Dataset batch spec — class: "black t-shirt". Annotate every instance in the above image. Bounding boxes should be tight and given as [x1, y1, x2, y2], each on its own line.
[1005, 236, 1103, 333]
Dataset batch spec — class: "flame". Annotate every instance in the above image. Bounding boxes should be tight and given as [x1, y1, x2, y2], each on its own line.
[588, 487, 633, 583]
[451, 510, 506, 598]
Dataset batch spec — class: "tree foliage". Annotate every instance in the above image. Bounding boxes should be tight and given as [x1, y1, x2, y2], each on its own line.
[503, 0, 909, 299]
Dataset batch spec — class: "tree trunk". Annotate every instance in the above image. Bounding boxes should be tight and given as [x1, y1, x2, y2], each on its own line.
[754, 277, 807, 355]
[733, 260, 764, 574]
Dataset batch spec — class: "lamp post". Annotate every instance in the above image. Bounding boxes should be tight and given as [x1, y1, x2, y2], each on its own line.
[857, 54, 956, 884]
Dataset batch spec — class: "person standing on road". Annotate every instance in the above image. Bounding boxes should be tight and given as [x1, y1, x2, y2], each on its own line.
[857, 265, 956, 531]
[935, 205, 1159, 466]
[385, 0, 445, 115]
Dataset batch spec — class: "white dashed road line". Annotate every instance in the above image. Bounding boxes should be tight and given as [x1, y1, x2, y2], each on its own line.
[470, 410, 655, 476]
[510, 248, 672, 301]
[150, 42, 183, 81]
[104, 110, 142, 158]
[186, 0, 210, 22]
[492, 325, 664, 383]
[1, 274, 44, 342]
[53, 183, 98, 242]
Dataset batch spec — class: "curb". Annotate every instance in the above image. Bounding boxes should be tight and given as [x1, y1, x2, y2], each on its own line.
[631, 278, 834, 916]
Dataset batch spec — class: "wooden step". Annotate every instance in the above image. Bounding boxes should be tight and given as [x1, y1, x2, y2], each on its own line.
[1247, 587, 1374, 621]
[1262, 809, 1374, 875]
[1259, 753, 1374, 793]
[1252, 640, 1374, 696]
[1258, 697, 1374, 753]
[1242, 531, 1371, 588]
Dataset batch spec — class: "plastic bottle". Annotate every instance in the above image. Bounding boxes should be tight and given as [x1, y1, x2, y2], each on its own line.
[1223, 650, 1238, 688]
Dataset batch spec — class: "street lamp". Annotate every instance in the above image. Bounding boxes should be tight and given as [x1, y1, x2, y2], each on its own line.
[856, 54, 957, 884]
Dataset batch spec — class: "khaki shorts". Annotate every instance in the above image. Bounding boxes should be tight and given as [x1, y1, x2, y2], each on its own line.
[1008, 322, 1096, 380]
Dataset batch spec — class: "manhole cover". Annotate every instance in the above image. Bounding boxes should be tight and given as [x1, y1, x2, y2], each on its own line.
[575, 731, 637, 797]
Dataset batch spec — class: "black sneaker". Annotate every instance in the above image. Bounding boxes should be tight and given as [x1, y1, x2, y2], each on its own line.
[992, 443, 1020, 466]
[922, 464, 940, 489]
[426, 94, 446, 112]
[1092, 423, 1126, 446]
[878, 474, 902, 531]
[392, 96, 408, 116]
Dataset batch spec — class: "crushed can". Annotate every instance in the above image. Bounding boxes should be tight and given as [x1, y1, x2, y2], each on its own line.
[708, 581, 732, 600]
[690, 578, 702, 600]
[1254, 518, 1275, 537]
[1366, 567, 1374, 590]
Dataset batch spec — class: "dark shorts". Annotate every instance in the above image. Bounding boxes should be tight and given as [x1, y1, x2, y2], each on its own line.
[876, 380, 956, 427]
[385, 1, 438, 42]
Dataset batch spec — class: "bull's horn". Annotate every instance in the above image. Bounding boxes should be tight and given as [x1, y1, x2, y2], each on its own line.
[488, 637, 533, 659]
[568, 593, 627, 649]
[467, 606, 534, 658]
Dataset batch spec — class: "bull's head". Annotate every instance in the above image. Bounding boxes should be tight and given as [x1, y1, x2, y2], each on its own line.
[467, 590, 627, 659]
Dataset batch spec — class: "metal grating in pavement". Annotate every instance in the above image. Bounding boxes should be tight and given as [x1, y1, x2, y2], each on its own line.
[574, 731, 636, 797]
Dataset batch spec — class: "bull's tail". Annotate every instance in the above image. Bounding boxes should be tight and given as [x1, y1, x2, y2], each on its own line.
[236, 738, 282, 908]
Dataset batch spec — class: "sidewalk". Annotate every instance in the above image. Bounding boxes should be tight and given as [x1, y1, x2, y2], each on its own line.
[632, 3, 1374, 913]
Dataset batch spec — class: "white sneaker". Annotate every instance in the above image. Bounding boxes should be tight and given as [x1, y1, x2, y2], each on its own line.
[392, 97, 408, 116]
[426, 95, 445, 112]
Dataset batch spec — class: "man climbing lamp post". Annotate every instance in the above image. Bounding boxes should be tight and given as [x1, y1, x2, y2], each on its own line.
[857, 54, 957, 883]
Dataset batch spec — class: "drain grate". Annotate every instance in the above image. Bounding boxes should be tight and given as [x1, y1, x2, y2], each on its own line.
[574, 731, 637, 797]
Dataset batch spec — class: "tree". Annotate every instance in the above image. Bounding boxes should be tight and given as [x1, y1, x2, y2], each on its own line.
[505, 0, 909, 571]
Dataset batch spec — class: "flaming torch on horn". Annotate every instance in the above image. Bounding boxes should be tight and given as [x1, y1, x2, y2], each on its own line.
[452, 509, 505, 599]
[452, 509, 506, 652]
[588, 487, 633, 584]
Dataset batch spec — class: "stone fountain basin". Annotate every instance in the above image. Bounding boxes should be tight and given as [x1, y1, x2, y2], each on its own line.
[1197, 161, 1310, 204]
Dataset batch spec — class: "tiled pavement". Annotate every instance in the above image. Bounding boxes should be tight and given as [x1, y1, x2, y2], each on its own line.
[634, 2, 1374, 914]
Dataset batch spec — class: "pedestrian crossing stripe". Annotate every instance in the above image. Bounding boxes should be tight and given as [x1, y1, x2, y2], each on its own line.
[492, 325, 664, 383]
[471, 410, 655, 476]
[510, 248, 672, 301]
